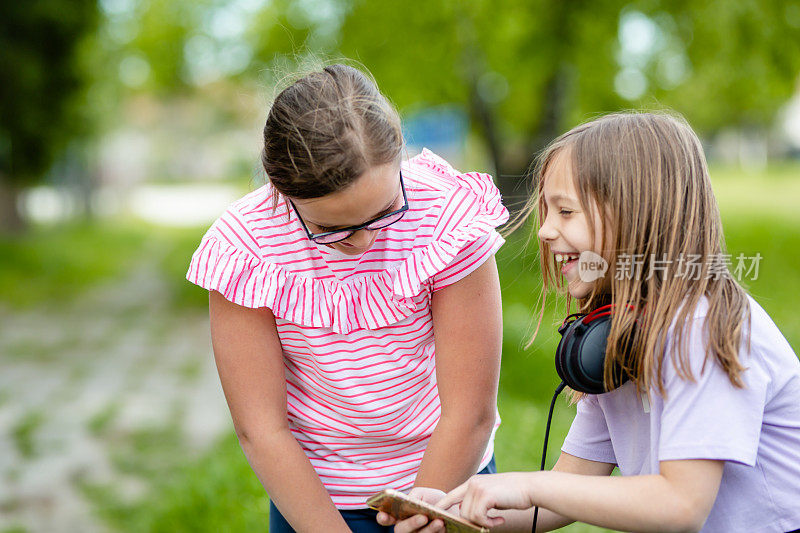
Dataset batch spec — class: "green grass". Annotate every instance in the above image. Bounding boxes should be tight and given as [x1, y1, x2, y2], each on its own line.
[0, 219, 209, 310]
[80, 433, 268, 532]
[87, 402, 122, 437]
[1, 526, 30, 533]
[11, 410, 46, 459]
[3, 164, 798, 532]
[0, 222, 147, 308]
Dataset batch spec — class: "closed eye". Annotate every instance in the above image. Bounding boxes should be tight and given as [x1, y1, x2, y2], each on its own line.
[316, 205, 399, 233]
[316, 225, 340, 233]
[559, 209, 573, 216]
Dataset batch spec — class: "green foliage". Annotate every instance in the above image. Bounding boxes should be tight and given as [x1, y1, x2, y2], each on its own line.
[155, 225, 216, 309]
[336, 0, 800, 174]
[0, 0, 99, 184]
[0, 220, 211, 310]
[628, 0, 800, 132]
[1, 526, 29, 533]
[127, 0, 199, 92]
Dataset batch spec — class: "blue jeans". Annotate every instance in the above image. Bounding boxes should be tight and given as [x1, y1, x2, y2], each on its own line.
[268, 456, 497, 532]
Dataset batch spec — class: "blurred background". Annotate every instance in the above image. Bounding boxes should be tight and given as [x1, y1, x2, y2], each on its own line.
[1, 0, 799, 531]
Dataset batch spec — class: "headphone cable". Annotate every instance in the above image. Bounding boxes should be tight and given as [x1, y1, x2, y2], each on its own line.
[532, 381, 566, 533]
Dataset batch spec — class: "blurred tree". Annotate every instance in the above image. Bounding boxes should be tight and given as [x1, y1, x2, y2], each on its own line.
[337, 0, 627, 194]
[0, 0, 99, 232]
[336, 0, 800, 195]
[632, 0, 800, 133]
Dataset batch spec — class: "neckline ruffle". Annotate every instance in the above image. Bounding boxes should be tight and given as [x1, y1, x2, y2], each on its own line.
[187, 150, 509, 333]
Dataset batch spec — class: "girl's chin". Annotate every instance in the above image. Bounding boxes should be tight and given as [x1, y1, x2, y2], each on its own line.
[566, 279, 593, 300]
[332, 242, 374, 256]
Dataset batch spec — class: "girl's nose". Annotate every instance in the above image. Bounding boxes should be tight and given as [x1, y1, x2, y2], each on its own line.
[346, 229, 376, 248]
[538, 218, 558, 242]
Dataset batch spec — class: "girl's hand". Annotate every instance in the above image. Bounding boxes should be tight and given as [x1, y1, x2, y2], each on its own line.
[436, 473, 536, 529]
[375, 487, 451, 533]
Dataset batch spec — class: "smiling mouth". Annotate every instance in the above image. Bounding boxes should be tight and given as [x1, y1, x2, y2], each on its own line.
[554, 253, 579, 263]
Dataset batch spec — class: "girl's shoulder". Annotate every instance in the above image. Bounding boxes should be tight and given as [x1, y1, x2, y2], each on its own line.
[201, 183, 302, 259]
[403, 149, 462, 192]
[662, 294, 798, 388]
[403, 148, 499, 197]
[402, 149, 508, 237]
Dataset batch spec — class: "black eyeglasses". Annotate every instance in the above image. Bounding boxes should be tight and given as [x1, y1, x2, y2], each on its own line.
[289, 171, 409, 244]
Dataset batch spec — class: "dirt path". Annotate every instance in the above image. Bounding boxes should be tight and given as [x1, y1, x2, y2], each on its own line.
[0, 255, 230, 532]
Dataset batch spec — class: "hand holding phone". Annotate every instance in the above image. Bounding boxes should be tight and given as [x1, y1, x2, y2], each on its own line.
[366, 488, 489, 533]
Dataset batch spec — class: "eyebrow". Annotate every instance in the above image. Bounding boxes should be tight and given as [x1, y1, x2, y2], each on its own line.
[545, 194, 578, 204]
[309, 192, 401, 229]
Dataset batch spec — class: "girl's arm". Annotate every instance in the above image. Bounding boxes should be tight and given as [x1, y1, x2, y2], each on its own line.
[439, 456, 723, 533]
[414, 256, 503, 490]
[385, 451, 614, 533]
[489, 451, 616, 532]
[208, 290, 350, 533]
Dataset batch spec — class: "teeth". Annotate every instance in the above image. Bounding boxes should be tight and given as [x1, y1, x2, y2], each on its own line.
[555, 254, 563, 262]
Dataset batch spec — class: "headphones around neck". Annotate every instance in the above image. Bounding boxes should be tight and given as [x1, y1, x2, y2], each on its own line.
[531, 303, 638, 533]
[555, 304, 635, 394]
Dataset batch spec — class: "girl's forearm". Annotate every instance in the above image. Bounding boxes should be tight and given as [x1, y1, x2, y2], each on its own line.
[238, 428, 350, 533]
[482, 507, 573, 533]
[529, 471, 706, 533]
[414, 412, 495, 491]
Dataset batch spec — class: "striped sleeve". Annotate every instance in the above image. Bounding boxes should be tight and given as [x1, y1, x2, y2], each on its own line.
[422, 165, 508, 292]
[430, 232, 503, 291]
[186, 204, 270, 308]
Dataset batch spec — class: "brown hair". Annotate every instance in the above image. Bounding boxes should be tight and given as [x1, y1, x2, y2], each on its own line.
[261, 63, 403, 201]
[510, 111, 750, 394]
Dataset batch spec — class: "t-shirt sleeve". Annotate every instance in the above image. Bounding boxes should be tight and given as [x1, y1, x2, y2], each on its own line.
[561, 395, 617, 464]
[421, 166, 507, 292]
[186, 204, 269, 309]
[430, 232, 503, 291]
[657, 317, 768, 466]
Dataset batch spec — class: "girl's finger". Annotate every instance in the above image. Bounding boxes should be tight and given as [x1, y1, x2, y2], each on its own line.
[485, 515, 505, 528]
[459, 489, 477, 525]
[423, 518, 446, 532]
[376, 511, 396, 525]
[414, 518, 445, 533]
[393, 513, 431, 533]
[459, 489, 493, 528]
[435, 481, 468, 509]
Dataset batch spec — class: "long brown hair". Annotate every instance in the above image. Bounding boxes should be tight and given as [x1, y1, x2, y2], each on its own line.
[261, 63, 403, 201]
[510, 111, 750, 394]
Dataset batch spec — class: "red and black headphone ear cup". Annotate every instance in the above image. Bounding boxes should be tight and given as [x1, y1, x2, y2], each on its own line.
[554, 319, 579, 387]
[571, 318, 612, 394]
[555, 313, 624, 394]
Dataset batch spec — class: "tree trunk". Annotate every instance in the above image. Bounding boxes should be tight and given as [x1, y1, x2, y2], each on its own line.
[456, 10, 508, 195]
[467, 77, 503, 181]
[0, 180, 27, 234]
[528, 65, 569, 159]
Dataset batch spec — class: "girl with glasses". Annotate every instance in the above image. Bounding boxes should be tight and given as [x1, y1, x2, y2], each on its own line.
[186, 63, 509, 532]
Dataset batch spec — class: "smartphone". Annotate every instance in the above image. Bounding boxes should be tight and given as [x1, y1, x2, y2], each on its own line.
[366, 488, 489, 533]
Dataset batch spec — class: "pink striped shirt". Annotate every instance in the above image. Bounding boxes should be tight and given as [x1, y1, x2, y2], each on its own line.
[187, 149, 509, 508]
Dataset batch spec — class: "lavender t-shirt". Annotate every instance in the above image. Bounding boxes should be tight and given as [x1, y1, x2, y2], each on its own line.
[562, 296, 800, 532]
